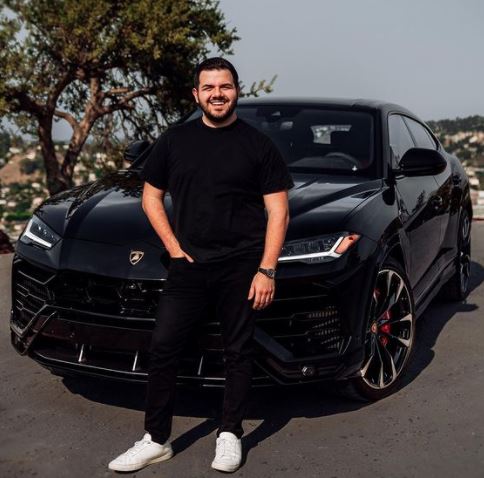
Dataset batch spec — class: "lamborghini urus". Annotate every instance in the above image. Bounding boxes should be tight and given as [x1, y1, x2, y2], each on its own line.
[10, 98, 472, 400]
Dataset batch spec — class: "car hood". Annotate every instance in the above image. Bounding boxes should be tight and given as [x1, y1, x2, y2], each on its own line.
[34, 170, 382, 247]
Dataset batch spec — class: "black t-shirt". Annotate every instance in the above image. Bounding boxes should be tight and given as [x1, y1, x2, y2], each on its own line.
[139, 116, 295, 263]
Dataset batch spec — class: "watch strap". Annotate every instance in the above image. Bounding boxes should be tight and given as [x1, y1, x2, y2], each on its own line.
[258, 267, 276, 279]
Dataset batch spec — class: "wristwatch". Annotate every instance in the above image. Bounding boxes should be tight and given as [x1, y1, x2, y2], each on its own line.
[258, 267, 276, 279]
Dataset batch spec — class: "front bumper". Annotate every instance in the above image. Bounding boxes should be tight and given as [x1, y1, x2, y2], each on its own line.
[10, 237, 378, 387]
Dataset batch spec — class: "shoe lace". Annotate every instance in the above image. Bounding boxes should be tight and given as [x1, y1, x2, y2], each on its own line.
[125, 437, 152, 457]
[217, 437, 237, 458]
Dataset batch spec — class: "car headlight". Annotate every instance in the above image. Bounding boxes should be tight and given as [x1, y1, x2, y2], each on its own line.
[19, 215, 61, 249]
[278, 232, 360, 264]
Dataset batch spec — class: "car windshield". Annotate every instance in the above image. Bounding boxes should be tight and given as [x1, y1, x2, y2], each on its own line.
[185, 105, 376, 177]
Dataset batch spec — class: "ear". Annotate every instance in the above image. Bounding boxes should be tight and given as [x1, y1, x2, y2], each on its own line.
[192, 87, 199, 104]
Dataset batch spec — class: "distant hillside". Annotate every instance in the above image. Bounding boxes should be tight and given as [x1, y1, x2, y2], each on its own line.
[425, 115, 484, 164]
[427, 115, 484, 135]
[0, 148, 45, 185]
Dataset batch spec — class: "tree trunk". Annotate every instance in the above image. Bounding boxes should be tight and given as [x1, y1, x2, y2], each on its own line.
[38, 114, 95, 196]
[38, 118, 72, 195]
[61, 117, 95, 185]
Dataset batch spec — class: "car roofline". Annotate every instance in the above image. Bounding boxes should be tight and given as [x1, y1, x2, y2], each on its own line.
[236, 96, 418, 119]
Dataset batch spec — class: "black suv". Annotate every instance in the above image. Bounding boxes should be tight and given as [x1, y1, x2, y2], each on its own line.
[11, 98, 472, 400]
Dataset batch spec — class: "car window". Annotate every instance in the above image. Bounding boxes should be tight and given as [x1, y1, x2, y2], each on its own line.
[237, 107, 376, 177]
[388, 114, 415, 165]
[403, 117, 437, 150]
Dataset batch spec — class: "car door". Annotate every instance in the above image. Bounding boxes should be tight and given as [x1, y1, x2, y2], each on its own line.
[403, 116, 453, 270]
[388, 114, 442, 293]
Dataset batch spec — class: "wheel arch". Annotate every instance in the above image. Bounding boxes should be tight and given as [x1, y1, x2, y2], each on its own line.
[374, 230, 409, 277]
[355, 234, 409, 353]
[385, 242, 406, 272]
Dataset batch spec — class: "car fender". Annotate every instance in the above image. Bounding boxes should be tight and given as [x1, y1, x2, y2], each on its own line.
[344, 183, 409, 275]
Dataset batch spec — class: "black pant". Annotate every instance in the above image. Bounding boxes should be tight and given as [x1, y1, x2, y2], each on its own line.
[144, 252, 262, 444]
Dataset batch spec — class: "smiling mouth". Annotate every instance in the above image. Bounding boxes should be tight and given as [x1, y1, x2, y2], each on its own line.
[209, 100, 227, 106]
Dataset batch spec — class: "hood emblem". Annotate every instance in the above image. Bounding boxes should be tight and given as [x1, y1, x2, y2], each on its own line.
[129, 250, 144, 265]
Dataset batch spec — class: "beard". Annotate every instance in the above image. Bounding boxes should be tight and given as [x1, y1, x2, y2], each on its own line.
[198, 95, 238, 123]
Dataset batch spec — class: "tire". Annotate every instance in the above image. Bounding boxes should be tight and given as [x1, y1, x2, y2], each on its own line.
[337, 257, 416, 402]
[439, 208, 472, 302]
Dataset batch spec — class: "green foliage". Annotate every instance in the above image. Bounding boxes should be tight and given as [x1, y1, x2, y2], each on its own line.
[0, 1, 276, 193]
[2, 181, 43, 210]
[0, 0, 261, 138]
[4, 210, 32, 221]
[19, 155, 43, 174]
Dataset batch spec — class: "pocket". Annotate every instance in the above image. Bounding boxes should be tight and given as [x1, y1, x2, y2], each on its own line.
[168, 256, 187, 269]
[170, 256, 196, 266]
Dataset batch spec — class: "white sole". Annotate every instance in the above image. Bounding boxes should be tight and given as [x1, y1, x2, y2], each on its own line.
[108, 449, 174, 472]
[211, 460, 240, 473]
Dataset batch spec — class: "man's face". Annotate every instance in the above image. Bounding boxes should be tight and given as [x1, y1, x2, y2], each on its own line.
[192, 69, 239, 123]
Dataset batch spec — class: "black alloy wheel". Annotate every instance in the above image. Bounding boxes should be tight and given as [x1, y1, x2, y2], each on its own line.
[440, 208, 472, 301]
[338, 257, 416, 401]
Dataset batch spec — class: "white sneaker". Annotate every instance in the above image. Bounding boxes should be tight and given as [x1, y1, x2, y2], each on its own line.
[211, 431, 242, 473]
[108, 432, 173, 472]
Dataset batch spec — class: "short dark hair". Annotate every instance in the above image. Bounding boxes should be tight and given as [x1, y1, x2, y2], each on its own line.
[193, 57, 239, 89]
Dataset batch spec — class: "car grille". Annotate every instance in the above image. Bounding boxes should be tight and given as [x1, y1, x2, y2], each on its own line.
[54, 270, 163, 319]
[13, 260, 163, 324]
[255, 280, 347, 357]
[12, 258, 55, 330]
[12, 256, 348, 381]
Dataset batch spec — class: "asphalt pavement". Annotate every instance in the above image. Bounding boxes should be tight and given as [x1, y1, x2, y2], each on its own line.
[1, 223, 484, 478]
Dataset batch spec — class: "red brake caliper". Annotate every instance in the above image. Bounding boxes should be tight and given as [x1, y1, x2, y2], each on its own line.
[373, 287, 391, 346]
[379, 309, 391, 346]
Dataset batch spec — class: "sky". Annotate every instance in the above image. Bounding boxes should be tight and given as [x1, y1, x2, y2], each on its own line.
[6, 0, 484, 140]
[218, 0, 483, 119]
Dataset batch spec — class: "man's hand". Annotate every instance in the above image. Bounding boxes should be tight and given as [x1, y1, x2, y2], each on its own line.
[248, 272, 275, 310]
[169, 248, 195, 263]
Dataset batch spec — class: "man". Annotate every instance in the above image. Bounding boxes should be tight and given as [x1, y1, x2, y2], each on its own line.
[108, 57, 294, 473]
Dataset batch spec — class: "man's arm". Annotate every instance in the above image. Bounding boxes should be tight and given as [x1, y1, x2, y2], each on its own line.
[141, 182, 194, 261]
[248, 189, 290, 310]
[259, 190, 290, 268]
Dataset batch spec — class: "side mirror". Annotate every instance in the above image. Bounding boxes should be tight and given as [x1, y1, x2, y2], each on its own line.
[124, 140, 151, 163]
[396, 148, 447, 176]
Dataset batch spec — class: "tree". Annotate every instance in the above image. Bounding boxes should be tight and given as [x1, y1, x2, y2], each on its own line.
[0, 0, 275, 194]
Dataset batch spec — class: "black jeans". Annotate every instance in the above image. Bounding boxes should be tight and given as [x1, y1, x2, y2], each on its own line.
[144, 252, 262, 444]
